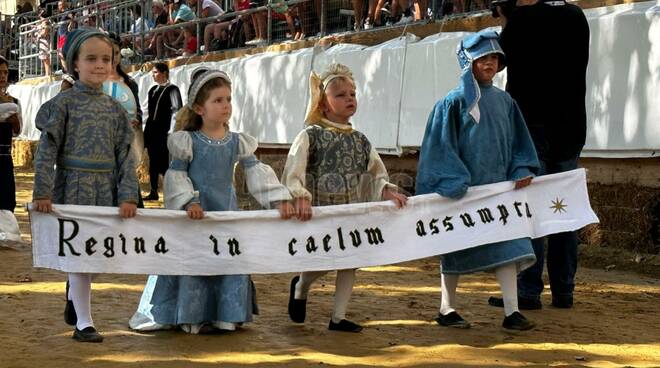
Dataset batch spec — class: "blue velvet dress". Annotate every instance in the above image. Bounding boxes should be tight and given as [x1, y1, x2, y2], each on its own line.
[130, 129, 291, 331]
[416, 83, 540, 274]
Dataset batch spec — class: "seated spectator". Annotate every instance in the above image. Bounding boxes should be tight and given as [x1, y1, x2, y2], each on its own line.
[243, 0, 267, 46]
[271, 0, 297, 40]
[178, 25, 197, 56]
[188, 0, 226, 51]
[156, 0, 196, 59]
[128, 4, 153, 52]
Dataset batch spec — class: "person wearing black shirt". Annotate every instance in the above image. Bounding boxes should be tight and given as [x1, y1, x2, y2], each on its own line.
[0, 56, 21, 213]
[489, 0, 590, 310]
[144, 62, 182, 201]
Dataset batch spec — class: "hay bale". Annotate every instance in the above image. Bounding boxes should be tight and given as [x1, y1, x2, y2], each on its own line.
[582, 183, 660, 254]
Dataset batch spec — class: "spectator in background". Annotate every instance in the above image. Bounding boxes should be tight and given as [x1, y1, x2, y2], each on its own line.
[244, 0, 268, 46]
[143, 63, 182, 200]
[187, 0, 226, 51]
[36, 10, 53, 76]
[0, 56, 22, 214]
[140, 0, 168, 57]
[56, 1, 75, 71]
[178, 25, 197, 56]
[156, 0, 196, 59]
[129, 4, 153, 52]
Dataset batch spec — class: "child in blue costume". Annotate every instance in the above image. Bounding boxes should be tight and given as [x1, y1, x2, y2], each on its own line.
[32, 30, 138, 343]
[129, 70, 295, 334]
[416, 30, 540, 331]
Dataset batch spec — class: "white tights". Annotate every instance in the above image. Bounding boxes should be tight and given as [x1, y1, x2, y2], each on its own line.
[294, 269, 356, 323]
[67, 273, 95, 330]
[440, 263, 519, 317]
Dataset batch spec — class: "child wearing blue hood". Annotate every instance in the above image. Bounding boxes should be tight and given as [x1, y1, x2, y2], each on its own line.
[416, 30, 540, 330]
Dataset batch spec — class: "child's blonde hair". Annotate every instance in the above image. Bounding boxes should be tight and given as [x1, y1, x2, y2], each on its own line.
[304, 63, 355, 124]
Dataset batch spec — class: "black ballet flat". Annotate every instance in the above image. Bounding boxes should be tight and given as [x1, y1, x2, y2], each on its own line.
[435, 311, 471, 329]
[64, 281, 77, 326]
[328, 319, 363, 333]
[72, 327, 104, 343]
[288, 276, 307, 323]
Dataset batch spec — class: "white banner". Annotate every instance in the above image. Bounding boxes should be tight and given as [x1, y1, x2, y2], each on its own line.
[30, 169, 598, 275]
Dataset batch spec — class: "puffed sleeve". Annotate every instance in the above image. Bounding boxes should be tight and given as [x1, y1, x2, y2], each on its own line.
[415, 97, 472, 200]
[507, 100, 540, 180]
[114, 105, 139, 204]
[363, 147, 398, 202]
[32, 99, 65, 200]
[163, 131, 198, 210]
[280, 129, 312, 201]
[238, 132, 292, 208]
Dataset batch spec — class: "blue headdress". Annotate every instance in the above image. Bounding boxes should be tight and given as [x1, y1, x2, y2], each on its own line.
[456, 30, 505, 123]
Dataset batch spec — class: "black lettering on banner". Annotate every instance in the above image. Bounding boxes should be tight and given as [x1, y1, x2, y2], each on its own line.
[430, 218, 440, 234]
[337, 228, 346, 250]
[103, 237, 114, 258]
[288, 238, 297, 256]
[525, 202, 533, 218]
[134, 237, 146, 254]
[58, 218, 81, 256]
[364, 228, 384, 245]
[460, 213, 476, 227]
[323, 234, 332, 252]
[306, 236, 318, 253]
[416, 221, 427, 237]
[228, 238, 241, 256]
[497, 204, 510, 225]
[443, 216, 454, 231]
[119, 233, 128, 255]
[349, 230, 361, 247]
[85, 237, 97, 256]
[514, 201, 523, 217]
[155, 237, 169, 254]
[210, 235, 220, 255]
[477, 208, 495, 224]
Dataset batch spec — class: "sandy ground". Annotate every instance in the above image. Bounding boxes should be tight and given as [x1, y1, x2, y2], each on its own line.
[1, 169, 659, 367]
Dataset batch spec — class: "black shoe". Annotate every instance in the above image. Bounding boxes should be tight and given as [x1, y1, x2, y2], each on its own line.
[143, 191, 159, 201]
[502, 311, 535, 331]
[72, 327, 104, 343]
[488, 296, 542, 310]
[328, 319, 363, 332]
[64, 281, 77, 326]
[435, 311, 471, 329]
[552, 294, 573, 308]
[288, 276, 306, 323]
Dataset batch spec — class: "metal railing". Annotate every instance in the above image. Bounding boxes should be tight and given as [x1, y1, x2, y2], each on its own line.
[17, 0, 490, 78]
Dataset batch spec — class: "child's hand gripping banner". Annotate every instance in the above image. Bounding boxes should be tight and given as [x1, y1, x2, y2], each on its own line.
[29, 169, 598, 275]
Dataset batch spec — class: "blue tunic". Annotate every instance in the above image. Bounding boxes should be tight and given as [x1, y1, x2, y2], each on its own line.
[33, 82, 137, 206]
[148, 130, 258, 326]
[416, 84, 540, 274]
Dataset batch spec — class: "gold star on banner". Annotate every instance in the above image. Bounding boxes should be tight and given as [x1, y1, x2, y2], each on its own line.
[550, 198, 568, 214]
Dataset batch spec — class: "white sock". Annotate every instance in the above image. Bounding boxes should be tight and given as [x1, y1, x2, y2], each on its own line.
[331, 269, 356, 323]
[495, 263, 519, 317]
[440, 273, 459, 316]
[295, 271, 327, 299]
[68, 273, 94, 330]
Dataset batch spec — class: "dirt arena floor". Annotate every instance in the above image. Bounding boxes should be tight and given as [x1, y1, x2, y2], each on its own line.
[1, 168, 659, 367]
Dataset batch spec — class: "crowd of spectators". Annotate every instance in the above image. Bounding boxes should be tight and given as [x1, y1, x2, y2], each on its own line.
[13, 0, 490, 76]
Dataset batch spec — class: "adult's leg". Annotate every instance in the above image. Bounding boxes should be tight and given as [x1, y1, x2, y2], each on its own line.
[546, 155, 580, 306]
[516, 158, 547, 302]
